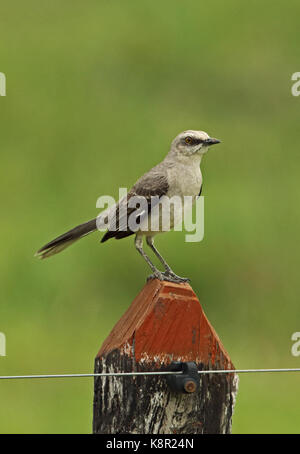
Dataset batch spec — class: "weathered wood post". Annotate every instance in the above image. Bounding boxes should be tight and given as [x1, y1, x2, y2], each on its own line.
[93, 279, 238, 434]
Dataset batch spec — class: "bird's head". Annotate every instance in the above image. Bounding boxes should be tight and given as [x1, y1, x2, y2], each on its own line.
[169, 130, 221, 159]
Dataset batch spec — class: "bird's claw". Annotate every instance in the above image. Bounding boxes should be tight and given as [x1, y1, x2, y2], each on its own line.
[147, 271, 166, 282]
[147, 271, 190, 284]
[164, 272, 190, 284]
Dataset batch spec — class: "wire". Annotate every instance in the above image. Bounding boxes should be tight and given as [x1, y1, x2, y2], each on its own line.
[0, 368, 300, 380]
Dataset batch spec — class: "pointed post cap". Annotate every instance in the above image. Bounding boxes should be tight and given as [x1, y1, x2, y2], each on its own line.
[97, 279, 234, 371]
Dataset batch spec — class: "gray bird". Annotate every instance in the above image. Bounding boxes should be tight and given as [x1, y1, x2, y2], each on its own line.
[36, 130, 220, 283]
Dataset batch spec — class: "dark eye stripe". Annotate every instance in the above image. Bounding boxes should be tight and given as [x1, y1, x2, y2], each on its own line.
[193, 138, 204, 145]
[183, 137, 203, 145]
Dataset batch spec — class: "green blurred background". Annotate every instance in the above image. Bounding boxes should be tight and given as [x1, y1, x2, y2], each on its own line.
[0, 0, 300, 434]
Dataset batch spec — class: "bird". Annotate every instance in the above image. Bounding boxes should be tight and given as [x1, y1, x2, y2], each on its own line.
[35, 130, 220, 283]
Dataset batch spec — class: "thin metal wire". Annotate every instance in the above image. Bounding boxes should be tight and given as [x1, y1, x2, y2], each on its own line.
[1, 368, 300, 380]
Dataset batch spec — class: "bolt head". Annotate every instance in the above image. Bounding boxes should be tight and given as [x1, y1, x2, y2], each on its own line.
[183, 380, 197, 393]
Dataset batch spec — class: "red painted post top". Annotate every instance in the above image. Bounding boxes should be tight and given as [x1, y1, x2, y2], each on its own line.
[97, 279, 234, 371]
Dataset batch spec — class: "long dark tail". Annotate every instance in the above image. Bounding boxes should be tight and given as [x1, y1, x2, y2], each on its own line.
[35, 218, 97, 259]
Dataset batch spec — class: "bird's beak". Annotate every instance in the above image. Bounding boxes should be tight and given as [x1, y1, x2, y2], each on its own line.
[205, 138, 221, 146]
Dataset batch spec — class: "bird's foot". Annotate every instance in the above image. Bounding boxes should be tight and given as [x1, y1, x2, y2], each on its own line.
[164, 271, 190, 284]
[147, 271, 190, 284]
[147, 271, 166, 282]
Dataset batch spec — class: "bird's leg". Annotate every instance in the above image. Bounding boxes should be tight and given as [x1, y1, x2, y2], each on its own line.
[135, 235, 165, 281]
[146, 237, 190, 283]
[146, 236, 173, 274]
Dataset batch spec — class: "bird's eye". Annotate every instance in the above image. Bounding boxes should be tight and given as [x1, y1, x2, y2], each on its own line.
[185, 137, 192, 144]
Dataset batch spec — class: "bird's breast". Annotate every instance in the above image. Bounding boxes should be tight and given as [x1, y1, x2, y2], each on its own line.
[138, 161, 202, 235]
[167, 162, 202, 200]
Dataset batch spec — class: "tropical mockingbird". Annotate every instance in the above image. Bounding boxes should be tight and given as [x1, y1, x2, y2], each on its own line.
[36, 130, 220, 283]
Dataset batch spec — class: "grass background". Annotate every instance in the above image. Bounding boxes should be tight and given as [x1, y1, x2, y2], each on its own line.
[0, 0, 300, 433]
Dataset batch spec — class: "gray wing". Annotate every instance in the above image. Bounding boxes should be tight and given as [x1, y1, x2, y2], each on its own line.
[101, 166, 169, 242]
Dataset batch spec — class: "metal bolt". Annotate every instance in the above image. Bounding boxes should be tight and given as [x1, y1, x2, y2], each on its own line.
[183, 379, 197, 393]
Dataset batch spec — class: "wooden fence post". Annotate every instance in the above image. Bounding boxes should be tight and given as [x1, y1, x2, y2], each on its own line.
[93, 279, 238, 434]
